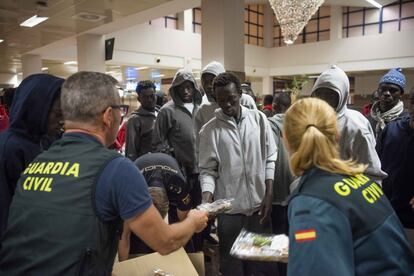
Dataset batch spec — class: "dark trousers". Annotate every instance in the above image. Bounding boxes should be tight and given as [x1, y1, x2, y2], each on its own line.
[271, 205, 289, 276]
[188, 173, 203, 251]
[217, 212, 279, 276]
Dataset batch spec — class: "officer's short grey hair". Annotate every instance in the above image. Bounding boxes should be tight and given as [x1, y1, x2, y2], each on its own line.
[61, 71, 119, 123]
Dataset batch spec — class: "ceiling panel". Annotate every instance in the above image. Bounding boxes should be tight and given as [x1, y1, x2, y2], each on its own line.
[0, 0, 171, 74]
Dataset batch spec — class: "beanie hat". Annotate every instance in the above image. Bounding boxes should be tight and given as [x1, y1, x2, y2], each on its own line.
[379, 68, 406, 93]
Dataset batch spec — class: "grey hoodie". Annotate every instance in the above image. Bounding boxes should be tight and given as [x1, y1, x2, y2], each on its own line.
[152, 69, 202, 174]
[199, 105, 277, 215]
[268, 114, 294, 205]
[311, 65, 387, 182]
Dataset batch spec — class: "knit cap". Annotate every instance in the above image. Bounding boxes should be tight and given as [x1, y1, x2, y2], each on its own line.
[379, 68, 406, 93]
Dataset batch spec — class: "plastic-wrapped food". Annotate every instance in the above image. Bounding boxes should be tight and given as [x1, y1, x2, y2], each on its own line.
[230, 229, 289, 262]
[153, 268, 174, 276]
[197, 198, 233, 216]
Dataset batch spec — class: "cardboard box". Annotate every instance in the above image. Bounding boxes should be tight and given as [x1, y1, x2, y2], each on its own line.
[112, 248, 200, 276]
[188, 252, 205, 276]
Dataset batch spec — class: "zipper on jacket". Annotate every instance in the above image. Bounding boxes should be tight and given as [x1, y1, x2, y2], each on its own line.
[237, 122, 253, 213]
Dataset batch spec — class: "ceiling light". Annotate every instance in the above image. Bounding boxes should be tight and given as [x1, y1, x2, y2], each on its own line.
[20, 15, 49, 27]
[42, 67, 48, 71]
[365, 0, 382, 8]
[135, 66, 148, 71]
[0, 39, 3, 43]
[269, 0, 324, 44]
[152, 74, 165, 79]
[64, 61, 77, 65]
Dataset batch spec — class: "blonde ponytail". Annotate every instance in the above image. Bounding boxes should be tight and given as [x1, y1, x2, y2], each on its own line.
[284, 98, 367, 176]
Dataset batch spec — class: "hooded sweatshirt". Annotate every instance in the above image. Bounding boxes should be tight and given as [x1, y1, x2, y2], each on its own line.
[199, 105, 277, 215]
[152, 69, 202, 174]
[268, 114, 294, 205]
[195, 61, 257, 140]
[0, 74, 64, 237]
[311, 66, 387, 182]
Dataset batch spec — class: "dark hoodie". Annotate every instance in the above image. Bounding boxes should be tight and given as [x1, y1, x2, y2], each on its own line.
[125, 107, 157, 161]
[0, 74, 64, 238]
[152, 69, 202, 174]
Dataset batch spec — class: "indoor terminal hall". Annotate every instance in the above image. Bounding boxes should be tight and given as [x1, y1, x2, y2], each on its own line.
[0, 0, 414, 275]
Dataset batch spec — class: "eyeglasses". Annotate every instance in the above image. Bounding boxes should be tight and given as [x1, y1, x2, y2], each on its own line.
[110, 104, 129, 117]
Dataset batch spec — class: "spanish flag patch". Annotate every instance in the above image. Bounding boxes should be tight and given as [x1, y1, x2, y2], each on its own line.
[295, 228, 317, 242]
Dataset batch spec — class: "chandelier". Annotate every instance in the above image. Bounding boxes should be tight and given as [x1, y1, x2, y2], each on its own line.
[269, 0, 325, 45]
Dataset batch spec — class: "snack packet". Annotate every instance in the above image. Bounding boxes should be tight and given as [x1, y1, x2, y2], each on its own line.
[197, 198, 233, 216]
[230, 229, 289, 262]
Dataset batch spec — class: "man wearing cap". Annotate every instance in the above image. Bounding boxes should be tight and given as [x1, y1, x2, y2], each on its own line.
[377, 86, 414, 248]
[370, 68, 408, 137]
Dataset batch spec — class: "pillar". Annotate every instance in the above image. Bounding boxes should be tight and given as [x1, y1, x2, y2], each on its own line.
[201, 0, 245, 80]
[77, 34, 105, 72]
[330, 6, 343, 41]
[22, 54, 42, 79]
[263, 3, 274, 48]
[262, 76, 274, 95]
[178, 9, 193, 33]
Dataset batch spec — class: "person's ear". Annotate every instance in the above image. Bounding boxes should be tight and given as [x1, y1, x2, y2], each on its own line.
[102, 107, 113, 128]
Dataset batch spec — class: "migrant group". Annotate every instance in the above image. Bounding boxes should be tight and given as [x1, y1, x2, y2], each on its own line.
[0, 62, 413, 276]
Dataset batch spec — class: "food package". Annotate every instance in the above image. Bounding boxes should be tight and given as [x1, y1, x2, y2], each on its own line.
[197, 198, 233, 216]
[153, 268, 174, 276]
[230, 229, 289, 262]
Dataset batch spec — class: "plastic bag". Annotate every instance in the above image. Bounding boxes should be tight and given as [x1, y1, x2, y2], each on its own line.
[197, 198, 233, 216]
[153, 268, 174, 276]
[230, 229, 289, 262]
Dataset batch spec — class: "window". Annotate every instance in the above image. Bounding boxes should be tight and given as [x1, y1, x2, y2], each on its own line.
[149, 14, 178, 29]
[245, 5, 264, 46]
[273, 6, 330, 47]
[342, 0, 414, 38]
[193, 7, 202, 34]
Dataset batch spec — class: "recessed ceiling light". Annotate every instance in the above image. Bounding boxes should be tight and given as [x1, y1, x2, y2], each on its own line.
[42, 67, 48, 71]
[152, 74, 165, 79]
[365, 0, 382, 8]
[20, 15, 49, 27]
[64, 61, 77, 65]
[135, 66, 148, 71]
[0, 39, 4, 43]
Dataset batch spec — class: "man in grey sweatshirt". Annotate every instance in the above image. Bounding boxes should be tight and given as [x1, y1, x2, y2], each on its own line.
[311, 65, 387, 182]
[199, 72, 277, 275]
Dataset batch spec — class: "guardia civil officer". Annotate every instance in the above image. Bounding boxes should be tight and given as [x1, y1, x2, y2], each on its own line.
[284, 98, 414, 275]
[0, 72, 208, 275]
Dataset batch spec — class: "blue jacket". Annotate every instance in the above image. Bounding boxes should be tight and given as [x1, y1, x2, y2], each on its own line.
[288, 168, 414, 276]
[0, 74, 64, 239]
[377, 116, 414, 228]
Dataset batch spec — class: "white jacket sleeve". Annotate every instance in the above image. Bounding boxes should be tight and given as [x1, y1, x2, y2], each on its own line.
[198, 123, 218, 194]
[264, 115, 277, 180]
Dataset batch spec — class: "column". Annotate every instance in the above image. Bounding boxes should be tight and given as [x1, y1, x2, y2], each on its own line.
[201, 0, 245, 80]
[22, 54, 42, 79]
[262, 76, 274, 95]
[263, 3, 275, 48]
[77, 34, 105, 72]
[178, 9, 193, 33]
[330, 6, 343, 41]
